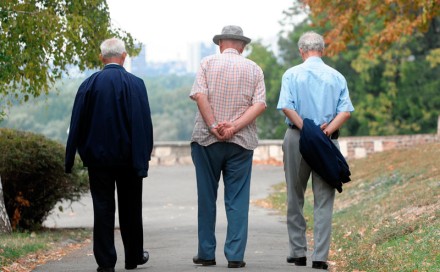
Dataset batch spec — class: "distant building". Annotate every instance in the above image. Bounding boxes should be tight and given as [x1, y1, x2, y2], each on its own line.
[124, 54, 132, 73]
[130, 46, 147, 76]
[145, 60, 188, 76]
[127, 42, 217, 76]
[186, 42, 217, 74]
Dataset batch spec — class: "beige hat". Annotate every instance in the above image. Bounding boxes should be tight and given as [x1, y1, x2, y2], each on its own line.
[212, 25, 251, 45]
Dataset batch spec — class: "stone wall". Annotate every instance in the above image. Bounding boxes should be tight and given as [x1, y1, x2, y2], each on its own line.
[151, 117, 440, 165]
[151, 133, 439, 166]
[338, 134, 439, 160]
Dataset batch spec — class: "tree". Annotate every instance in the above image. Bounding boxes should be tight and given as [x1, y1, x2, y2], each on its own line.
[280, 1, 440, 136]
[0, 0, 140, 117]
[247, 41, 286, 139]
[297, 0, 439, 58]
[0, 176, 12, 233]
[0, 128, 89, 230]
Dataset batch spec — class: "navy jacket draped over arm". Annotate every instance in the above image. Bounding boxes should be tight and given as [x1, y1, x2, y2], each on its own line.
[299, 119, 351, 193]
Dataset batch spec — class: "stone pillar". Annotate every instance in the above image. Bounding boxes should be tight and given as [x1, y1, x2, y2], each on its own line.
[0, 176, 12, 233]
[437, 115, 440, 136]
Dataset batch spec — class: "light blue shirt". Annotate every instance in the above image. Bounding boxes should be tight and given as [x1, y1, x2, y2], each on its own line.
[277, 57, 354, 126]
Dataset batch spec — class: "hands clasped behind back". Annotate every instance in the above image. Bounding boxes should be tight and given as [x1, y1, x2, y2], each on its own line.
[210, 121, 235, 141]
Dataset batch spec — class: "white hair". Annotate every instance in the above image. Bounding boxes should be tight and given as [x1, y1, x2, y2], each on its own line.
[298, 31, 325, 53]
[100, 38, 126, 58]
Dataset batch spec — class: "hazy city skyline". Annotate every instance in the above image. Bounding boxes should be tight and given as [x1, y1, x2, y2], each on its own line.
[107, 0, 294, 62]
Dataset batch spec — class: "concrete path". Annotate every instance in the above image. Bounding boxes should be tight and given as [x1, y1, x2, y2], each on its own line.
[34, 164, 315, 272]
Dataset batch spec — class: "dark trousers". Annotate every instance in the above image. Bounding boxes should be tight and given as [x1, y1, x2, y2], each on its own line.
[88, 167, 144, 268]
[191, 142, 253, 261]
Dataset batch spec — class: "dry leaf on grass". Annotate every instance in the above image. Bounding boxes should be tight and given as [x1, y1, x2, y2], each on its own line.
[1, 239, 91, 272]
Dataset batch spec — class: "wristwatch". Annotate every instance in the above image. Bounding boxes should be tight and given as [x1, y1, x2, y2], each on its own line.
[209, 122, 218, 130]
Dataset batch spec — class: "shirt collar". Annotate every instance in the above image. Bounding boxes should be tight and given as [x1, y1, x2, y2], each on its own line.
[304, 56, 323, 63]
[222, 48, 240, 55]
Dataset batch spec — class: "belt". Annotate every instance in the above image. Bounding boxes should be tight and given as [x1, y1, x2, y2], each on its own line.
[288, 124, 339, 139]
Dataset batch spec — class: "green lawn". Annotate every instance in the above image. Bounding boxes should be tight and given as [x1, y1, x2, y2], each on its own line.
[260, 142, 440, 272]
[0, 228, 91, 270]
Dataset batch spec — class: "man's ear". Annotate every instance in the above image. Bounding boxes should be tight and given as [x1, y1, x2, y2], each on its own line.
[99, 54, 104, 63]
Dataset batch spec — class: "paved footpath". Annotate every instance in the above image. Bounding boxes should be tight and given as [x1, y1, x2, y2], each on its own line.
[34, 164, 315, 272]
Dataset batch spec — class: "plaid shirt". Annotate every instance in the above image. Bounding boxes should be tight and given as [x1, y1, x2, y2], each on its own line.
[190, 48, 266, 150]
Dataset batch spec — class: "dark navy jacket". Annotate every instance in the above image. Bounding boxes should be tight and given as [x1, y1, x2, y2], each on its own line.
[299, 119, 351, 193]
[65, 64, 153, 177]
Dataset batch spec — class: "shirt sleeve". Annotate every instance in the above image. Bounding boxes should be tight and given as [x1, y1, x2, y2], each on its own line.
[277, 71, 296, 111]
[131, 78, 154, 177]
[65, 82, 87, 173]
[336, 79, 355, 113]
[252, 66, 266, 106]
[189, 60, 209, 99]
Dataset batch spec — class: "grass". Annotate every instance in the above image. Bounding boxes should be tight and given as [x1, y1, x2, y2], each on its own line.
[260, 142, 440, 272]
[0, 228, 91, 270]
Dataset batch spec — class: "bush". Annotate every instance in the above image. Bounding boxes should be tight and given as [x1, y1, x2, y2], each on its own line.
[0, 128, 89, 230]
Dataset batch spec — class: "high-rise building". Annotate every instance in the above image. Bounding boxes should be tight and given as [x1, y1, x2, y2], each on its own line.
[130, 46, 148, 76]
[186, 42, 217, 74]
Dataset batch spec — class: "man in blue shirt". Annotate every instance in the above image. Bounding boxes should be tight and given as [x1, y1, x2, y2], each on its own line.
[277, 31, 354, 270]
[65, 38, 153, 272]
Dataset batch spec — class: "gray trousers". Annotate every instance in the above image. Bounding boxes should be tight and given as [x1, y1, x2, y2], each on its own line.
[282, 128, 336, 262]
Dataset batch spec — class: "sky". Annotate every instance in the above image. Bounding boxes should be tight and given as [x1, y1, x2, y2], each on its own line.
[106, 0, 295, 62]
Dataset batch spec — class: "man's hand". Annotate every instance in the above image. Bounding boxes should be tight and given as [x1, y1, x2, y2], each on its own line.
[217, 122, 235, 140]
[320, 122, 330, 136]
[209, 126, 223, 140]
[210, 121, 235, 141]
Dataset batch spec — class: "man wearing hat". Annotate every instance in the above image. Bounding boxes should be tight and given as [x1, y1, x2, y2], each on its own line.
[189, 25, 266, 268]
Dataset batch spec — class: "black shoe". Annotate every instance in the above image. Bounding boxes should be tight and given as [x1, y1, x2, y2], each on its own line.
[193, 256, 216, 266]
[228, 261, 246, 268]
[97, 267, 114, 272]
[312, 261, 329, 270]
[286, 256, 307, 266]
[125, 250, 149, 270]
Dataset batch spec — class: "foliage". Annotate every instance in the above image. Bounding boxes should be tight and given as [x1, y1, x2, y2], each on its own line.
[0, 75, 197, 143]
[247, 41, 286, 139]
[2, 1, 440, 139]
[0, 78, 84, 143]
[278, 2, 440, 136]
[0, 128, 89, 230]
[2, 1, 440, 140]
[348, 19, 440, 135]
[298, 0, 439, 58]
[147, 75, 197, 141]
[0, 0, 140, 116]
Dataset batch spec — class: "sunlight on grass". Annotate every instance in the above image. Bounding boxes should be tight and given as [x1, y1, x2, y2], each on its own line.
[0, 228, 91, 267]
[258, 142, 440, 272]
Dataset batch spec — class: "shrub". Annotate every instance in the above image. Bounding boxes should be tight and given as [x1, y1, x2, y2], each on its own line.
[0, 128, 89, 230]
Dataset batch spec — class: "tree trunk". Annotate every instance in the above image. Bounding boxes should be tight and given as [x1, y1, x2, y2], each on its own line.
[0, 176, 12, 233]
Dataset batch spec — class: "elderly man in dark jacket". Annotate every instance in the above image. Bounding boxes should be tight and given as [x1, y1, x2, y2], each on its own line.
[65, 38, 153, 272]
